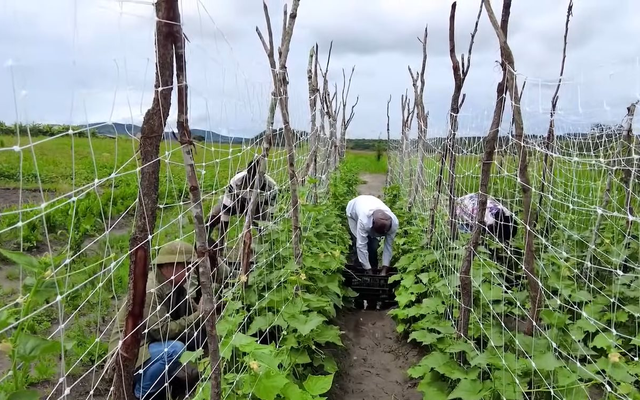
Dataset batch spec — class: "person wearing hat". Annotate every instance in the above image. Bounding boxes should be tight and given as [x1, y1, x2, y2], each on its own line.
[206, 157, 278, 253]
[346, 195, 399, 276]
[107, 240, 205, 400]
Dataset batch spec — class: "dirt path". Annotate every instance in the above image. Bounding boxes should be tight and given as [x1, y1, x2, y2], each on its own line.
[357, 173, 386, 199]
[328, 173, 422, 400]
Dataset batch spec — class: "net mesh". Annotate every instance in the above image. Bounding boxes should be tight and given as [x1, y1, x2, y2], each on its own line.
[387, 57, 640, 399]
[0, 1, 340, 399]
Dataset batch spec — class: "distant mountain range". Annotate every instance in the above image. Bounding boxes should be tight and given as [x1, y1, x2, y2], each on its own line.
[87, 122, 311, 147]
[87, 122, 248, 144]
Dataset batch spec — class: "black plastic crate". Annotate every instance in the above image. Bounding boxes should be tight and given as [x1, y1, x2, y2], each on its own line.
[342, 266, 398, 309]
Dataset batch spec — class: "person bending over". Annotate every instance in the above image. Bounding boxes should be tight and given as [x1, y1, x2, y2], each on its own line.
[108, 240, 205, 400]
[205, 157, 278, 254]
[346, 195, 399, 276]
[456, 193, 519, 289]
[455, 192, 517, 244]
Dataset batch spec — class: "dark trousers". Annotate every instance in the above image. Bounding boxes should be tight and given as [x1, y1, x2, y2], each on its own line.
[348, 231, 379, 271]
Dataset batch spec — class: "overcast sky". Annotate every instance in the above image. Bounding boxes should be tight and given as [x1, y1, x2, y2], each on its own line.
[1, 0, 639, 139]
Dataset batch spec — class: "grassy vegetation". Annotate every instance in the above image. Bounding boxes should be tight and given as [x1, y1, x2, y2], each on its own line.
[385, 148, 640, 399]
[5, 129, 636, 400]
[0, 134, 378, 399]
[344, 151, 388, 175]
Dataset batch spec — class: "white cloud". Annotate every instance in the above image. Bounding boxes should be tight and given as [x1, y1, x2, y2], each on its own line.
[1, 0, 639, 139]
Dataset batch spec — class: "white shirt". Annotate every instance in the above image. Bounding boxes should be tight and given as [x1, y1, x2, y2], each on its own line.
[225, 170, 278, 205]
[346, 195, 399, 270]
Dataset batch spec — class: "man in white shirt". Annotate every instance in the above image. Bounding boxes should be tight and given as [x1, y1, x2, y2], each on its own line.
[346, 195, 399, 276]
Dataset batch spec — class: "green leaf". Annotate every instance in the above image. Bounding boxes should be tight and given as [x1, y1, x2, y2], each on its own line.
[436, 360, 477, 380]
[180, 349, 204, 364]
[555, 368, 580, 387]
[416, 372, 449, 400]
[558, 386, 590, 400]
[408, 330, 441, 345]
[252, 370, 289, 400]
[16, 334, 61, 363]
[590, 332, 617, 350]
[396, 291, 416, 308]
[410, 351, 449, 377]
[447, 379, 490, 400]
[290, 348, 311, 365]
[248, 314, 276, 335]
[532, 351, 564, 372]
[311, 324, 342, 346]
[280, 382, 313, 400]
[251, 348, 283, 371]
[493, 368, 525, 400]
[303, 373, 334, 396]
[285, 312, 326, 336]
[313, 354, 338, 373]
[606, 362, 636, 384]
[0, 249, 41, 273]
[231, 333, 260, 352]
[7, 390, 40, 400]
[569, 290, 593, 302]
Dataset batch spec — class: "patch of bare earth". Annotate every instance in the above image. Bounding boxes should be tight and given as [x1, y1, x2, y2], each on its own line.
[0, 188, 57, 209]
[357, 174, 386, 198]
[328, 174, 423, 400]
[328, 310, 423, 400]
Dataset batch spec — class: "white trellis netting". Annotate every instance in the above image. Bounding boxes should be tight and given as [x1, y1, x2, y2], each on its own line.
[0, 1, 344, 399]
[388, 55, 640, 399]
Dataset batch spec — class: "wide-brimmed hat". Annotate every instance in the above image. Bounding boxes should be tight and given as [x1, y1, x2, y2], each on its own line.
[152, 240, 195, 266]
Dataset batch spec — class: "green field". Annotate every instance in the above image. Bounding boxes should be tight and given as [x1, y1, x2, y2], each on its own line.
[1, 132, 639, 400]
[0, 134, 376, 398]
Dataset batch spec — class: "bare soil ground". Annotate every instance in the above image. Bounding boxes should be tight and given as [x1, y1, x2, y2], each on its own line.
[328, 174, 423, 400]
[357, 174, 386, 199]
[0, 188, 57, 209]
[328, 310, 423, 400]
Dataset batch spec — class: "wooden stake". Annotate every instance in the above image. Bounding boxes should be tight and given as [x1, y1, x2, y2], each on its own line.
[457, 0, 510, 341]
[483, 0, 543, 336]
[385, 94, 392, 186]
[111, 1, 173, 399]
[339, 66, 358, 159]
[257, 0, 303, 265]
[407, 26, 429, 211]
[171, 1, 222, 397]
[536, 0, 574, 233]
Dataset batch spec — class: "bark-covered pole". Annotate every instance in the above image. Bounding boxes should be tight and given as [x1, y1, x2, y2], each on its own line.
[264, 0, 303, 264]
[242, 1, 280, 283]
[339, 66, 359, 159]
[484, 0, 543, 336]
[302, 44, 319, 192]
[318, 44, 340, 175]
[111, 1, 174, 399]
[171, 1, 221, 397]
[446, 1, 483, 241]
[385, 94, 392, 186]
[536, 0, 574, 232]
[457, 0, 510, 340]
[621, 101, 639, 231]
[317, 42, 333, 179]
[407, 26, 428, 211]
[399, 90, 415, 185]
